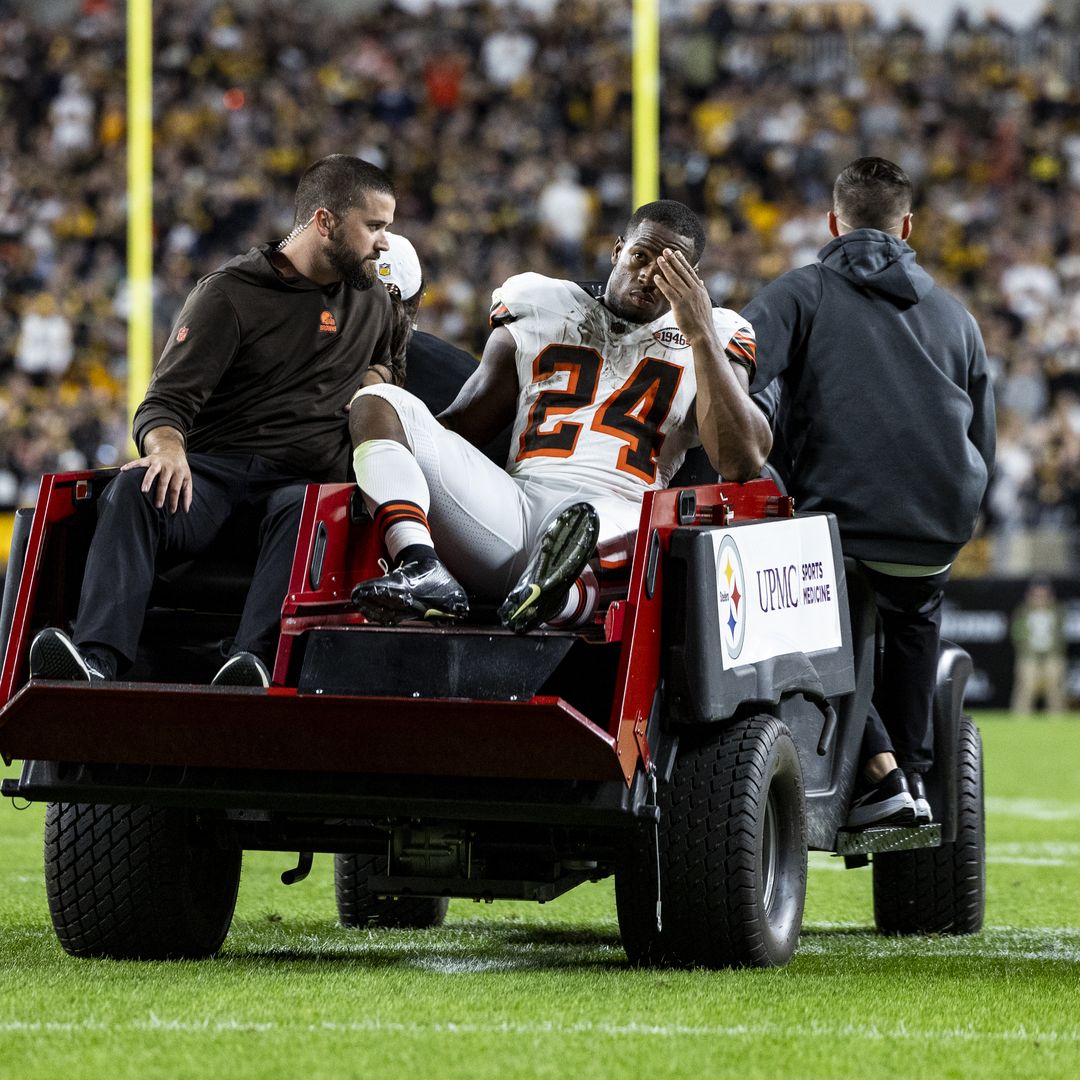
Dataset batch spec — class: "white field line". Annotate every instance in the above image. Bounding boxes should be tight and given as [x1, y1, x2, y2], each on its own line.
[987, 842, 1080, 866]
[811, 840, 1080, 871]
[4, 925, 1072, 972]
[988, 856, 1067, 866]
[218, 925, 1080, 967]
[799, 923, 1080, 962]
[808, 854, 1069, 868]
[267, 924, 1080, 957]
[412, 956, 519, 974]
[986, 797, 1080, 821]
[808, 853, 856, 871]
[794, 940, 1080, 962]
[800, 922, 1079, 932]
[0, 1015, 1078, 1043]
[994, 842, 1080, 856]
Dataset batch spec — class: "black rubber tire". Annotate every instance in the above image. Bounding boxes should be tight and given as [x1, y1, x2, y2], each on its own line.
[334, 853, 450, 929]
[44, 802, 241, 960]
[615, 715, 807, 969]
[873, 715, 985, 935]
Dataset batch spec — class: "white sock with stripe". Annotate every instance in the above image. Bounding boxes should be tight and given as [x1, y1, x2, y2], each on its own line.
[545, 562, 600, 628]
[352, 440, 433, 561]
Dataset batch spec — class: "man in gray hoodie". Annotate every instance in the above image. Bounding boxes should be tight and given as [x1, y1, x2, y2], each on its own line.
[743, 157, 996, 828]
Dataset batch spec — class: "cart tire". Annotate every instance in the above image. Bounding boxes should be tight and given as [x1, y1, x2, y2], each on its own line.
[615, 715, 807, 968]
[334, 853, 449, 929]
[44, 802, 240, 959]
[873, 715, 985, 935]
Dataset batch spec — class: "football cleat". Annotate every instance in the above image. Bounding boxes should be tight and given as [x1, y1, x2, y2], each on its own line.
[29, 628, 110, 683]
[499, 502, 600, 634]
[350, 556, 469, 625]
[843, 768, 917, 830]
[906, 770, 933, 826]
[211, 652, 271, 688]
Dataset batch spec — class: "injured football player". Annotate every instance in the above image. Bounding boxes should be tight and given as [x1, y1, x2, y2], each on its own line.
[347, 200, 771, 632]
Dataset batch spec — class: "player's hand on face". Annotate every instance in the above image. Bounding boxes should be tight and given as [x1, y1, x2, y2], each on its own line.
[121, 446, 193, 513]
[654, 248, 712, 341]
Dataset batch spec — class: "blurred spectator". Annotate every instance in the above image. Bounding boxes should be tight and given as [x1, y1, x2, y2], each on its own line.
[537, 163, 593, 272]
[987, 410, 1037, 530]
[1010, 580, 1068, 713]
[48, 73, 95, 161]
[997, 354, 1048, 426]
[480, 19, 537, 87]
[14, 294, 74, 384]
[1000, 243, 1061, 328]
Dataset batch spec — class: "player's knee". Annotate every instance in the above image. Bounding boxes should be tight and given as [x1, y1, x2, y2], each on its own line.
[349, 386, 412, 446]
[350, 385, 397, 418]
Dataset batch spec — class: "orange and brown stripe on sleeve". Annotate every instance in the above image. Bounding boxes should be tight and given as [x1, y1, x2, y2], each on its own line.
[725, 329, 757, 376]
[488, 301, 512, 329]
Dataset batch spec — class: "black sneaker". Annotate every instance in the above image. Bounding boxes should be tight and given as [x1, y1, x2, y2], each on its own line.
[28, 628, 109, 683]
[906, 770, 933, 826]
[350, 556, 469, 625]
[499, 502, 600, 634]
[844, 767, 917, 830]
[211, 652, 270, 688]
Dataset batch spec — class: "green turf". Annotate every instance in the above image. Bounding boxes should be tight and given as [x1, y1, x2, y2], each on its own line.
[1, 714, 1077, 1079]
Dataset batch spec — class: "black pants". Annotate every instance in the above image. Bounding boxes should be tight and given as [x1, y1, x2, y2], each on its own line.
[858, 565, 949, 774]
[74, 453, 307, 669]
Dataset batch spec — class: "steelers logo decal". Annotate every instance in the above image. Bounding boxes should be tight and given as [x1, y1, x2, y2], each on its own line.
[716, 535, 746, 661]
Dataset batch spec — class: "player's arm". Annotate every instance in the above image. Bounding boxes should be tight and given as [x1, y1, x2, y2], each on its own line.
[437, 326, 519, 448]
[654, 249, 772, 481]
[356, 299, 401, 389]
[359, 363, 395, 388]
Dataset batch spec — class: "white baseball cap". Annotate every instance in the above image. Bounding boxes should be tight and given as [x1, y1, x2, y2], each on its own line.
[375, 231, 423, 302]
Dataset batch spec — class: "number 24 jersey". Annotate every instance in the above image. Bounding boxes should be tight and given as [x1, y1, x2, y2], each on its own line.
[490, 273, 756, 502]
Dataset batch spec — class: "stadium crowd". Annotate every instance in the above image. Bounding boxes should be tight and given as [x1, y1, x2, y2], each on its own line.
[2, 0, 1080, 568]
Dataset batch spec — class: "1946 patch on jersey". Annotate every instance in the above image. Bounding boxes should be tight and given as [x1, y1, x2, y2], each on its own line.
[653, 327, 690, 349]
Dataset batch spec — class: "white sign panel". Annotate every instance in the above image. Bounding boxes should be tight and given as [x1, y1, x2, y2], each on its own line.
[712, 516, 843, 670]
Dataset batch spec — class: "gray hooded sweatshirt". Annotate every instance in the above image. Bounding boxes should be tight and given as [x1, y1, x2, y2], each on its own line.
[743, 229, 996, 565]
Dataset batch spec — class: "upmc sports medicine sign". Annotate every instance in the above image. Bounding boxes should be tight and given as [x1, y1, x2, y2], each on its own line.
[712, 516, 843, 670]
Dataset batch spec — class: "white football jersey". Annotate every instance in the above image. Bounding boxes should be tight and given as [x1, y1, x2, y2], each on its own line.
[491, 273, 755, 501]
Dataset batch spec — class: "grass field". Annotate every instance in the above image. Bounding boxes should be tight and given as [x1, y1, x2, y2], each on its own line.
[1, 713, 1077, 1080]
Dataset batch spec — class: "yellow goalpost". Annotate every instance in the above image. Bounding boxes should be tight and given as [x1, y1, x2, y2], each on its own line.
[126, 0, 153, 439]
[632, 0, 660, 207]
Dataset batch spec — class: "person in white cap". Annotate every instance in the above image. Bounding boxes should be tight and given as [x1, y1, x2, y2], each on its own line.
[369, 230, 424, 389]
[375, 230, 424, 306]
[374, 231, 509, 459]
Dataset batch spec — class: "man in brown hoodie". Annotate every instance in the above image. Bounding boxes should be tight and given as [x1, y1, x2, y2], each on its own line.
[30, 155, 397, 687]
